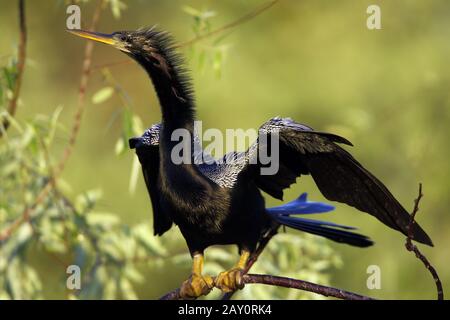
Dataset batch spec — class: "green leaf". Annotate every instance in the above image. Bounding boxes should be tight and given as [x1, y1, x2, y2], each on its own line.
[203, 262, 224, 275]
[132, 224, 167, 256]
[182, 5, 202, 17]
[119, 277, 137, 300]
[128, 156, 140, 194]
[205, 247, 233, 263]
[200, 10, 216, 20]
[197, 50, 206, 72]
[0, 82, 3, 103]
[3, 63, 18, 91]
[122, 108, 133, 138]
[213, 50, 223, 78]
[87, 212, 120, 228]
[103, 278, 118, 299]
[0, 110, 23, 133]
[123, 265, 143, 283]
[109, 0, 127, 19]
[92, 87, 114, 104]
[114, 137, 125, 155]
[132, 114, 143, 136]
[75, 189, 103, 213]
[170, 253, 191, 266]
[44, 106, 63, 146]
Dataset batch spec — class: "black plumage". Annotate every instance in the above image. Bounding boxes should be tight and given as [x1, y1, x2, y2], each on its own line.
[129, 122, 374, 248]
[71, 27, 433, 297]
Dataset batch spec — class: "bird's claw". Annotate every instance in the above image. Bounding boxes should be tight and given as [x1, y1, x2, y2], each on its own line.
[179, 274, 214, 299]
[215, 268, 245, 292]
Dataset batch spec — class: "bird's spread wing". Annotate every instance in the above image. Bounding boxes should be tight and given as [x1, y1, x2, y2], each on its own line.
[242, 117, 432, 246]
[135, 145, 173, 236]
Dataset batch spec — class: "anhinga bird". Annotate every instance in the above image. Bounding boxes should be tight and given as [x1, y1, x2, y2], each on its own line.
[70, 27, 433, 299]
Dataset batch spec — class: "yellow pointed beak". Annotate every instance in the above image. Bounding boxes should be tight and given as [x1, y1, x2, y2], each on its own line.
[67, 29, 115, 46]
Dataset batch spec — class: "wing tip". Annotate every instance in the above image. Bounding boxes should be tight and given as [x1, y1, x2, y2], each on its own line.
[411, 225, 434, 247]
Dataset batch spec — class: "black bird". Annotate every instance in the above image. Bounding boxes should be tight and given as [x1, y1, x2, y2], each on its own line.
[70, 27, 433, 298]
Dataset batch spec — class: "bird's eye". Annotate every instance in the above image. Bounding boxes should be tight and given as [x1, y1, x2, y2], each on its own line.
[114, 32, 128, 42]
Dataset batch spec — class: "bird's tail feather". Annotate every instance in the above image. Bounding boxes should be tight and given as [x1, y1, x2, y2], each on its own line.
[267, 193, 374, 247]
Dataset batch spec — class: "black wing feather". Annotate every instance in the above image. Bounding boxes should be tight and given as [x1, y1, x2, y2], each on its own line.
[135, 146, 173, 236]
[248, 118, 433, 246]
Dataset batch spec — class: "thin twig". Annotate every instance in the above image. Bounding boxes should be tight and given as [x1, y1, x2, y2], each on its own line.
[0, 185, 50, 242]
[175, 0, 279, 48]
[91, 0, 279, 71]
[160, 273, 373, 300]
[405, 183, 444, 300]
[1, 0, 27, 136]
[0, 0, 105, 242]
[56, 0, 105, 175]
[91, 59, 130, 71]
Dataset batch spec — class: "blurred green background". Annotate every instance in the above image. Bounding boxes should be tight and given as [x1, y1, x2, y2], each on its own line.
[1, 0, 449, 299]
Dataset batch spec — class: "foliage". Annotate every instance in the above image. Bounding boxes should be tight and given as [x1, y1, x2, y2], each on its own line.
[183, 5, 229, 77]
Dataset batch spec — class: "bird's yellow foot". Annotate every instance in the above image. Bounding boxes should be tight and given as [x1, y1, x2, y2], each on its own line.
[179, 273, 214, 299]
[179, 253, 213, 299]
[215, 249, 250, 293]
[215, 267, 245, 292]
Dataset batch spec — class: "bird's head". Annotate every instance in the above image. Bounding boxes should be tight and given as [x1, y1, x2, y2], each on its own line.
[69, 26, 195, 122]
[68, 27, 173, 63]
[129, 123, 161, 149]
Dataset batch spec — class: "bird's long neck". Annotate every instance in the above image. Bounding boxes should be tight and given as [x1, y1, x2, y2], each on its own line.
[135, 48, 195, 130]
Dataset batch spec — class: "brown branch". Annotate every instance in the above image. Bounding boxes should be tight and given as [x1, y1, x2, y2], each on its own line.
[405, 183, 444, 300]
[0, 0, 105, 242]
[91, 0, 279, 71]
[244, 274, 373, 300]
[161, 227, 373, 301]
[1, 0, 27, 136]
[160, 232, 373, 301]
[160, 273, 374, 300]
